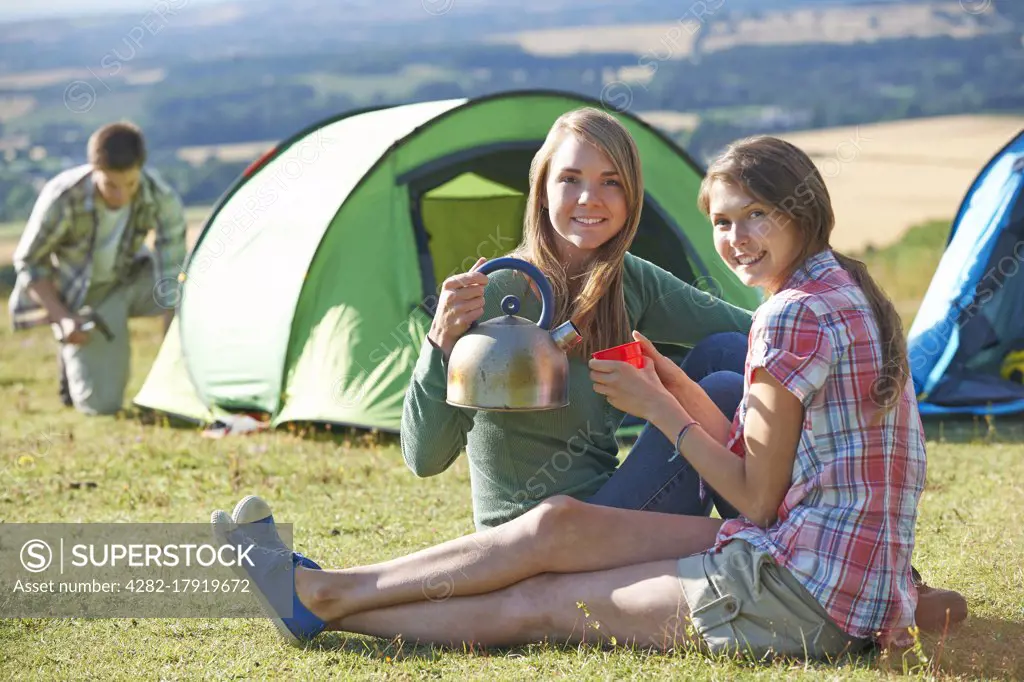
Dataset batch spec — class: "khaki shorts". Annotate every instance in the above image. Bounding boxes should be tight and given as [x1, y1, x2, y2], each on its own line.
[676, 540, 871, 660]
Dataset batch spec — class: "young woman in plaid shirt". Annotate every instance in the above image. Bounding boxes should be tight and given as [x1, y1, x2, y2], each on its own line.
[214, 136, 966, 659]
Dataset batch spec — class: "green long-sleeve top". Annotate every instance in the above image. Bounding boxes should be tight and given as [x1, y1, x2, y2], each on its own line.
[401, 252, 754, 530]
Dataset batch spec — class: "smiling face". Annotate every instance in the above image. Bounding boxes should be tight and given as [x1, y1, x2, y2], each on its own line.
[543, 133, 629, 271]
[708, 179, 803, 291]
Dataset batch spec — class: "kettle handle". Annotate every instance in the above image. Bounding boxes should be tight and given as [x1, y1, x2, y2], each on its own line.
[475, 257, 554, 330]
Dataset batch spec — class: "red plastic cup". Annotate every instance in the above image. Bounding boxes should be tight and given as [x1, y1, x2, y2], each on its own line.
[591, 341, 645, 369]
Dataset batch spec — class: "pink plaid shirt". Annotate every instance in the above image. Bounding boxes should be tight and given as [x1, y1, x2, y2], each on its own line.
[715, 249, 927, 647]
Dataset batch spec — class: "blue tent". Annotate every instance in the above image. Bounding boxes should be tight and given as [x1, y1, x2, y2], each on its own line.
[907, 129, 1024, 416]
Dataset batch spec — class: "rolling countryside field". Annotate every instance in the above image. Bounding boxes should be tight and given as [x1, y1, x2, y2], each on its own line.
[780, 113, 1024, 251]
[170, 114, 1024, 257]
[2, 114, 1021, 258]
[493, 1, 1010, 58]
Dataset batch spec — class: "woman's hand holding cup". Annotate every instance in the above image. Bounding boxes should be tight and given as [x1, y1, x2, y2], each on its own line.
[428, 257, 489, 360]
[631, 330, 690, 396]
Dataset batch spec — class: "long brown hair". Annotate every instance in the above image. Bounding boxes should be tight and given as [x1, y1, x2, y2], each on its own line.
[697, 135, 908, 412]
[509, 107, 643, 358]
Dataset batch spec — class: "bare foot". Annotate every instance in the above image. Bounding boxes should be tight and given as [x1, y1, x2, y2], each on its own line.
[295, 566, 347, 623]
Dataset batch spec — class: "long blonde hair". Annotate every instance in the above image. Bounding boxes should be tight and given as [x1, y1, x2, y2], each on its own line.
[697, 135, 908, 413]
[509, 107, 643, 358]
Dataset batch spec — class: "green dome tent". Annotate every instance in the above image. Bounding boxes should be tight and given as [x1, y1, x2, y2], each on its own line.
[134, 90, 761, 432]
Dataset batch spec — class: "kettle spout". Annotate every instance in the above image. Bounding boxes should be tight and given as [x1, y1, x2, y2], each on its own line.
[551, 320, 582, 352]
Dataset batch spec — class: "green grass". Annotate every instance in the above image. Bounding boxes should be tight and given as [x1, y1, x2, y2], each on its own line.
[1, 305, 1022, 679]
[851, 219, 952, 329]
[1, 220, 1023, 678]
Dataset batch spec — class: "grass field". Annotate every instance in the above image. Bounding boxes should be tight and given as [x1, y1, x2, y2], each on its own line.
[5, 89, 149, 136]
[852, 219, 949, 328]
[0, 66, 167, 92]
[0, 95, 36, 122]
[781, 114, 1024, 252]
[494, 2, 1005, 58]
[1, 215, 1023, 679]
[0, 68, 94, 90]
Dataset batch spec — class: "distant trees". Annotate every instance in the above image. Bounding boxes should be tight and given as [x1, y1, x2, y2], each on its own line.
[142, 83, 355, 147]
[155, 157, 250, 207]
[0, 157, 249, 223]
[410, 81, 466, 102]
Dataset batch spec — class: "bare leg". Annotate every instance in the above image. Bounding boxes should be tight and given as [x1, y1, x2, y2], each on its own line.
[297, 496, 722, 622]
[334, 559, 695, 651]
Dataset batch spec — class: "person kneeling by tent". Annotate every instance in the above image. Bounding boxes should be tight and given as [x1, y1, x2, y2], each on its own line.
[7, 121, 187, 415]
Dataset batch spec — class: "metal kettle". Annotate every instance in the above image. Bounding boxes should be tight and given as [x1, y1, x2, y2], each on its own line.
[446, 257, 582, 411]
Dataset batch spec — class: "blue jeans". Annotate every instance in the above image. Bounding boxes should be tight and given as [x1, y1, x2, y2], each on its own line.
[586, 331, 747, 519]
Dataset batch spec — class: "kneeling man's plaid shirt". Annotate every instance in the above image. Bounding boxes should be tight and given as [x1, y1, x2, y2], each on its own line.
[8, 164, 187, 330]
[716, 250, 927, 648]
